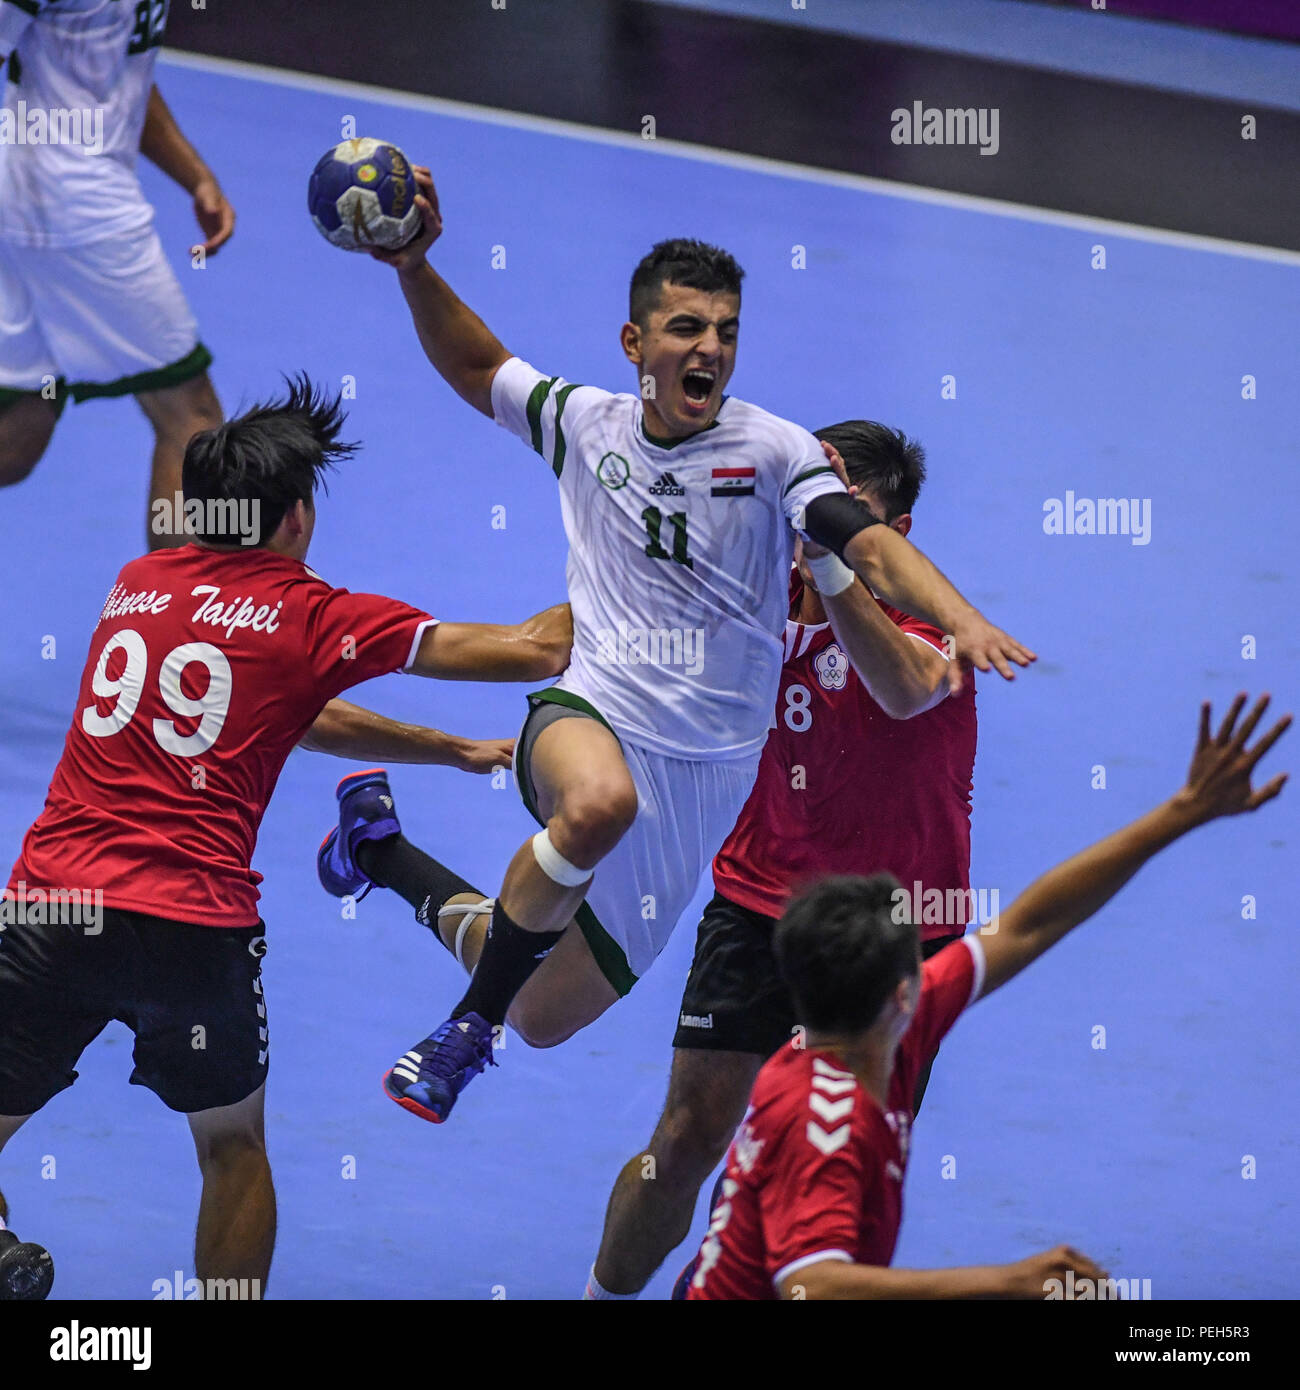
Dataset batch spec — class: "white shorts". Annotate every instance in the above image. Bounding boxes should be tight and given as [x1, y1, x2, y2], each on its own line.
[0, 230, 210, 404]
[516, 690, 761, 992]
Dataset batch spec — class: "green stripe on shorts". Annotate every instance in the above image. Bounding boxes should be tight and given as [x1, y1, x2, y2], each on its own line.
[0, 378, 68, 419]
[68, 342, 213, 403]
[517, 687, 636, 995]
[576, 902, 637, 998]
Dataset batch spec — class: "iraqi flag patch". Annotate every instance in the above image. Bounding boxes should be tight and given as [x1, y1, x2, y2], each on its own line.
[711, 466, 755, 497]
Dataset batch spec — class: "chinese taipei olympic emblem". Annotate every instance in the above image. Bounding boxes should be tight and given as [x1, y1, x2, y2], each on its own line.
[814, 643, 849, 691]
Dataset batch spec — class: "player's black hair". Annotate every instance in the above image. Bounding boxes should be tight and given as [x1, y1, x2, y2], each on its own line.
[181, 374, 357, 546]
[813, 421, 927, 522]
[628, 238, 745, 328]
[773, 874, 921, 1035]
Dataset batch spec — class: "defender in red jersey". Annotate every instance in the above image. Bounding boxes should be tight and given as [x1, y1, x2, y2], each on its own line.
[685, 694, 1289, 1299]
[0, 378, 571, 1297]
[588, 422, 979, 1300]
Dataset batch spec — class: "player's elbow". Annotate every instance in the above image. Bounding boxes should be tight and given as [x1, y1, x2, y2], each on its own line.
[523, 634, 569, 680]
[300, 705, 343, 754]
[879, 679, 944, 721]
[778, 1260, 863, 1301]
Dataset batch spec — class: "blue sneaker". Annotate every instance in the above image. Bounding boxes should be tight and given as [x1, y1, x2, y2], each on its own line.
[317, 768, 400, 900]
[383, 1012, 498, 1123]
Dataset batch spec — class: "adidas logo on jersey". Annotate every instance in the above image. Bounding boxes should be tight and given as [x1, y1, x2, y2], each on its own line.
[649, 471, 685, 496]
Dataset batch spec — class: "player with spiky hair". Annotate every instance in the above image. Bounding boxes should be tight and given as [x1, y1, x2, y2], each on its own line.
[0, 0, 232, 546]
[0, 377, 570, 1297]
[319, 167, 1035, 1127]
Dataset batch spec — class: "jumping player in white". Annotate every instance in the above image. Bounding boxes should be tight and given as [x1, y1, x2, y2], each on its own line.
[0, 0, 233, 546]
[317, 167, 1036, 1124]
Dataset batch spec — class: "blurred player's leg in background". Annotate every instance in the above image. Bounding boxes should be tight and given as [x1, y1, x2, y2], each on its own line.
[0, 395, 58, 487]
[137, 371, 225, 550]
[0, 240, 62, 487]
[187, 1083, 275, 1292]
[589, 1048, 760, 1298]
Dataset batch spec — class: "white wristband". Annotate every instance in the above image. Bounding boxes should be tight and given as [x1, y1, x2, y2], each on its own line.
[805, 551, 855, 596]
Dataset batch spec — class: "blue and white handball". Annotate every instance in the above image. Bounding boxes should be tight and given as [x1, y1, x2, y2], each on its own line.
[307, 138, 421, 252]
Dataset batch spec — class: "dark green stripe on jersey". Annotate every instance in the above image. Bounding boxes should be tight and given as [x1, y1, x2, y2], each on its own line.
[525, 376, 558, 457]
[550, 383, 581, 477]
[783, 463, 834, 495]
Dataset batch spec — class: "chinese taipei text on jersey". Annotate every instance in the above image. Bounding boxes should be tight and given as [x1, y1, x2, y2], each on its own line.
[687, 936, 986, 1300]
[7, 545, 434, 926]
[490, 356, 847, 988]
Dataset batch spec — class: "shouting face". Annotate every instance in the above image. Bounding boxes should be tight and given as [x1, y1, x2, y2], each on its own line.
[621, 281, 739, 439]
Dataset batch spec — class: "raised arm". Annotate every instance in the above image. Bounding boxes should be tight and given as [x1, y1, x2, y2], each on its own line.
[817, 575, 949, 718]
[300, 699, 513, 774]
[139, 86, 235, 255]
[979, 694, 1290, 999]
[801, 492, 1033, 693]
[371, 167, 511, 416]
[407, 603, 572, 682]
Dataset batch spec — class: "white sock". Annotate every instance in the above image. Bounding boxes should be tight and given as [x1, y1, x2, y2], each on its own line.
[582, 1265, 639, 1300]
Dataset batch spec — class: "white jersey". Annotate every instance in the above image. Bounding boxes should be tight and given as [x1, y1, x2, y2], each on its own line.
[0, 0, 167, 248]
[491, 356, 846, 760]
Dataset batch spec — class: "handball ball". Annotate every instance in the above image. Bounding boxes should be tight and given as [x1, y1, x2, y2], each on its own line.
[307, 138, 421, 252]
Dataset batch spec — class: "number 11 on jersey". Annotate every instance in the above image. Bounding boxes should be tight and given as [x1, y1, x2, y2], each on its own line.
[642, 507, 694, 570]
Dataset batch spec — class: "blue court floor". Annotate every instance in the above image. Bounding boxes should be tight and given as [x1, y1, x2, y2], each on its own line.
[0, 57, 1296, 1299]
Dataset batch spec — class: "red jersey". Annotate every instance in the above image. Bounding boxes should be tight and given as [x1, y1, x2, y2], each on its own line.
[687, 936, 985, 1300]
[712, 576, 976, 940]
[8, 545, 434, 927]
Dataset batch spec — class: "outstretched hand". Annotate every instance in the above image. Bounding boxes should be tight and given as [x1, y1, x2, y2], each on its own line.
[371, 165, 442, 272]
[1177, 693, 1290, 824]
[945, 611, 1036, 694]
[456, 737, 516, 775]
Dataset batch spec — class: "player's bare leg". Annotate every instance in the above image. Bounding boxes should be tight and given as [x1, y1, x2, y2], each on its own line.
[432, 893, 617, 1046]
[0, 395, 58, 487]
[136, 371, 224, 550]
[187, 1083, 274, 1293]
[321, 718, 637, 1119]
[497, 716, 637, 933]
[587, 1049, 760, 1298]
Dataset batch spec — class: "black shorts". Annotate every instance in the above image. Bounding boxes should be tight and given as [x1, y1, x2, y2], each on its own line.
[0, 906, 268, 1116]
[673, 891, 961, 1058]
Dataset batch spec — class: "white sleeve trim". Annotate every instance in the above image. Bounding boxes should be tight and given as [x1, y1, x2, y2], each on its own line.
[903, 633, 952, 713]
[402, 618, 440, 673]
[961, 933, 987, 1008]
[772, 1249, 854, 1294]
[906, 630, 950, 661]
[489, 355, 531, 426]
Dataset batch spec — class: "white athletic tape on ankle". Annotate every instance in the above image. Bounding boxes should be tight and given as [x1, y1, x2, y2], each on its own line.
[438, 899, 494, 968]
[532, 829, 591, 887]
[805, 551, 856, 596]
